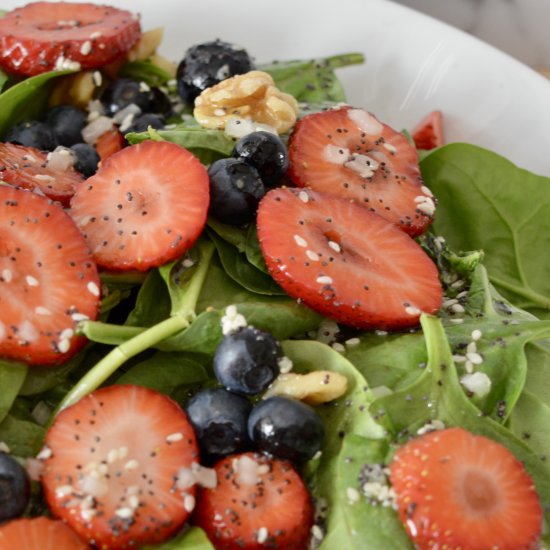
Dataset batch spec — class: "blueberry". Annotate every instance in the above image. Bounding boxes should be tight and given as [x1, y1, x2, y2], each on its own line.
[232, 131, 289, 187]
[186, 388, 252, 458]
[99, 78, 156, 116]
[208, 158, 266, 226]
[0, 452, 31, 521]
[125, 113, 165, 134]
[4, 120, 57, 151]
[150, 87, 173, 117]
[70, 143, 100, 178]
[213, 326, 281, 395]
[248, 397, 324, 462]
[45, 104, 87, 147]
[176, 39, 254, 102]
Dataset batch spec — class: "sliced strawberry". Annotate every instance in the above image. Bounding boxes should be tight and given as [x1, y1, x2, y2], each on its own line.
[0, 2, 141, 77]
[0, 185, 100, 366]
[257, 187, 442, 330]
[95, 128, 125, 161]
[69, 140, 209, 271]
[288, 106, 434, 237]
[389, 427, 543, 550]
[41, 384, 200, 549]
[0, 517, 88, 549]
[412, 110, 444, 150]
[193, 452, 313, 550]
[0, 143, 84, 207]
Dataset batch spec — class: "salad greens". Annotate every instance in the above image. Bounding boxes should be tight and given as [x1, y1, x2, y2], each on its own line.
[0, 40, 549, 549]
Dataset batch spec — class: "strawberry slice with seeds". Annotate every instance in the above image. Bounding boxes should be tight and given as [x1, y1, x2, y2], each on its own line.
[0, 517, 88, 549]
[412, 110, 444, 150]
[0, 2, 141, 77]
[69, 140, 209, 271]
[257, 187, 442, 330]
[193, 452, 313, 550]
[0, 142, 84, 207]
[0, 185, 100, 366]
[95, 128, 125, 161]
[389, 427, 543, 550]
[41, 384, 200, 549]
[288, 106, 435, 236]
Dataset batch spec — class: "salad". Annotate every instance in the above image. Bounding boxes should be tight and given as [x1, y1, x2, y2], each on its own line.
[0, 1, 549, 549]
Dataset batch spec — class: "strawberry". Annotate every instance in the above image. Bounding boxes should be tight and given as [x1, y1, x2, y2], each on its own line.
[0, 2, 141, 77]
[288, 106, 434, 237]
[95, 128, 125, 161]
[256, 187, 442, 330]
[389, 427, 543, 550]
[0, 185, 100, 366]
[412, 110, 444, 150]
[0, 517, 88, 549]
[41, 384, 200, 549]
[0, 143, 84, 207]
[193, 452, 313, 550]
[69, 140, 209, 271]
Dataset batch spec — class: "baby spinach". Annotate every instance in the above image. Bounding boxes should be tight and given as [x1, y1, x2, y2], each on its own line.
[0, 414, 45, 457]
[421, 143, 550, 319]
[0, 360, 27, 423]
[118, 60, 173, 87]
[144, 527, 214, 549]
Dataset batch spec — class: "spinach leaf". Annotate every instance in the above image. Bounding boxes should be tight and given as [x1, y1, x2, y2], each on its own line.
[142, 527, 214, 549]
[261, 53, 364, 103]
[118, 60, 173, 87]
[19, 353, 81, 396]
[124, 268, 171, 327]
[0, 414, 45, 456]
[0, 360, 27, 423]
[421, 143, 550, 318]
[206, 219, 247, 251]
[0, 69, 76, 137]
[245, 224, 269, 274]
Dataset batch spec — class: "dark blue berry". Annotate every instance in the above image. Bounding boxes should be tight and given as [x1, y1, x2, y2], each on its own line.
[70, 143, 100, 178]
[0, 452, 31, 521]
[45, 104, 87, 147]
[248, 397, 324, 462]
[185, 388, 252, 459]
[213, 326, 281, 395]
[232, 131, 289, 187]
[176, 40, 254, 102]
[208, 158, 265, 226]
[99, 78, 156, 116]
[150, 87, 173, 117]
[126, 113, 165, 134]
[4, 120, 57, 151]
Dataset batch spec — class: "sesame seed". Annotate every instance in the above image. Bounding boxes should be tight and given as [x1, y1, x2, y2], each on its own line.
[421, 185, 433, 197]
[92, 71, 102, 87]
[346, 487, 361, 503]
[332, 342, 345, 353]
[452, 354, 466, 363]
[278, 356, 293, 373]
[87, 281, 100, 297]
[139, 81, 151, 92]
[466, 341, 477, 354]
[471, 329, 482, 341]
[124, 459, 139, 471]
[465, 360, 474, 374]
[442, 298, 458, 307]
[37, 447, 52, 460]
[328, 240, 341, 252]
[90, 31, 102, 39]
[166, 432, 183, 443]
[26, 275, 39, 287]
[345, 337, 360, 347]
[126, 485, 140, 495]
[316, 275, 333, 285]
[1, 269, 12, 282]
[57, 338, 71, 354]
[451, 303, 465, 314]
[294, 235, 308, 247]
[306, 250, 320, 261]
[55, 485, 74, 497]
[80, 495, 95, 510]
[383, 142, 397, 154]
[71, 312, 90, 322]
[35, 306, 52, 316]
[115, 507, 134, 519]
[298, 191, 309, 203]
[183, 493, 196, 513]
[80, 508, 97, 522]
[60, 328, 74, 340]
[312, 525, 324, 540]
[257, 527, 268, 544]
[107, 449, 118, 463]
[449, 318, 464, 324]
[466, 352, 483, 365]
[128, 495, 140, 509]
[118, 446, 128, 460]
[80, 40, 92, 55]
[405, 306, 421, 316]
[182, 258, 194, 268]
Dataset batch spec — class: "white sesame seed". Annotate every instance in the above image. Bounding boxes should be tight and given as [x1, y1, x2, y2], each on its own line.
[277, 356, 293, 374]
[80, 495, 95, 510]
[346, 487, 360, 503]
[182, 258, 194, 268]
[466, 341, 477, 354]
[416, 197, 436, 216]
[465, 360, 474, 374]
[451, 303, 465, 314]
[98, 464, 109, 475]
[37, 447, 52, 460]
[166, 432, 183, 443]
[1, 269, 12, 282]
[55, 485, 74, 497]
[71, 312, 90, 322]
[294, 235, 308, 247]
[80, 40, 92, 55]
[35, 306, 52, 316]
[306, 250, 320, 261]
[311, 525, 324, 540]
[466, 352, 483, 365]
[87, 281, 100, 297]
[332, 342, 345, 353]
[183, 493, 196, 513]
[316, 275, 333, 285]
[118, 446, 128, 460]
[421, 185, 434, 197]
[298, 191, 309, 203]
[124, 459, 139, 471]
[375, 330, 389, 336]
[26, 275, 39, 287]
[115, 507, 134, 519]
[449, 318, 464, 324]
[90, 31, 102, 39]
[139, 81, 151, 92]
[442, 298, 458, 307]
[328, 240, 341, 253]
[57, 338, 71, 354]
[34, 174, 55, 182]
[128, 495, 140, 509]
[471, 329, 482, 341]
[405, 306, 421, 316]
[107, 449, 118, 463]
[60, 328, 74, 340]
[92, 71, 102, 87]
[383, 142, 397, 154]
[452, 354, 466, 363]
[80, 508, 97, 522]
[345, 337, 360, 347]
[126, 485, 140, 495]
[450, 279, 465, 288]
[460, 372, 492, 397]
[257, 527, 268, 544]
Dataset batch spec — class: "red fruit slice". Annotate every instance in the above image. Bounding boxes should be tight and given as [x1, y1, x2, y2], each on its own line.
[41, 384, 200, 549]
[0, 185, 100, 366]
[412, 110, 444, 150]
[95, 128, 125, 161]
[193, 452, 313, 550]
[69, 140, 209, 271]
[0, 2, 141, 76]
[288, 106, 434, 237]
[0, 517, 87, 550]
[257, 187, 442, 330]
[389, 427, 543, 550]
[0, 142, 84, 207]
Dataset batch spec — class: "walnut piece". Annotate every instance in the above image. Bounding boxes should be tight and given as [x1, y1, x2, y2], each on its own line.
[264, 370, 348, 405]
[194, 70, 299, 134]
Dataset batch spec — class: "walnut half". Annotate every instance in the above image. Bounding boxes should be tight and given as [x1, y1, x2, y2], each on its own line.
[193, 70, 299, 134]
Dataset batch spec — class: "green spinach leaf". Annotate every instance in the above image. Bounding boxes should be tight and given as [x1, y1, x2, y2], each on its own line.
[142, 527, 214, 549]
[118, 60, 173, 87]
[0, 414, 45, 456]
[0, 360, 27, 423]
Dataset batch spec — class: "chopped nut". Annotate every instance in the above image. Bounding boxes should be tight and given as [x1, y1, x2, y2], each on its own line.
[194, 70, 299, 134]
[264, 370, 348, 405]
